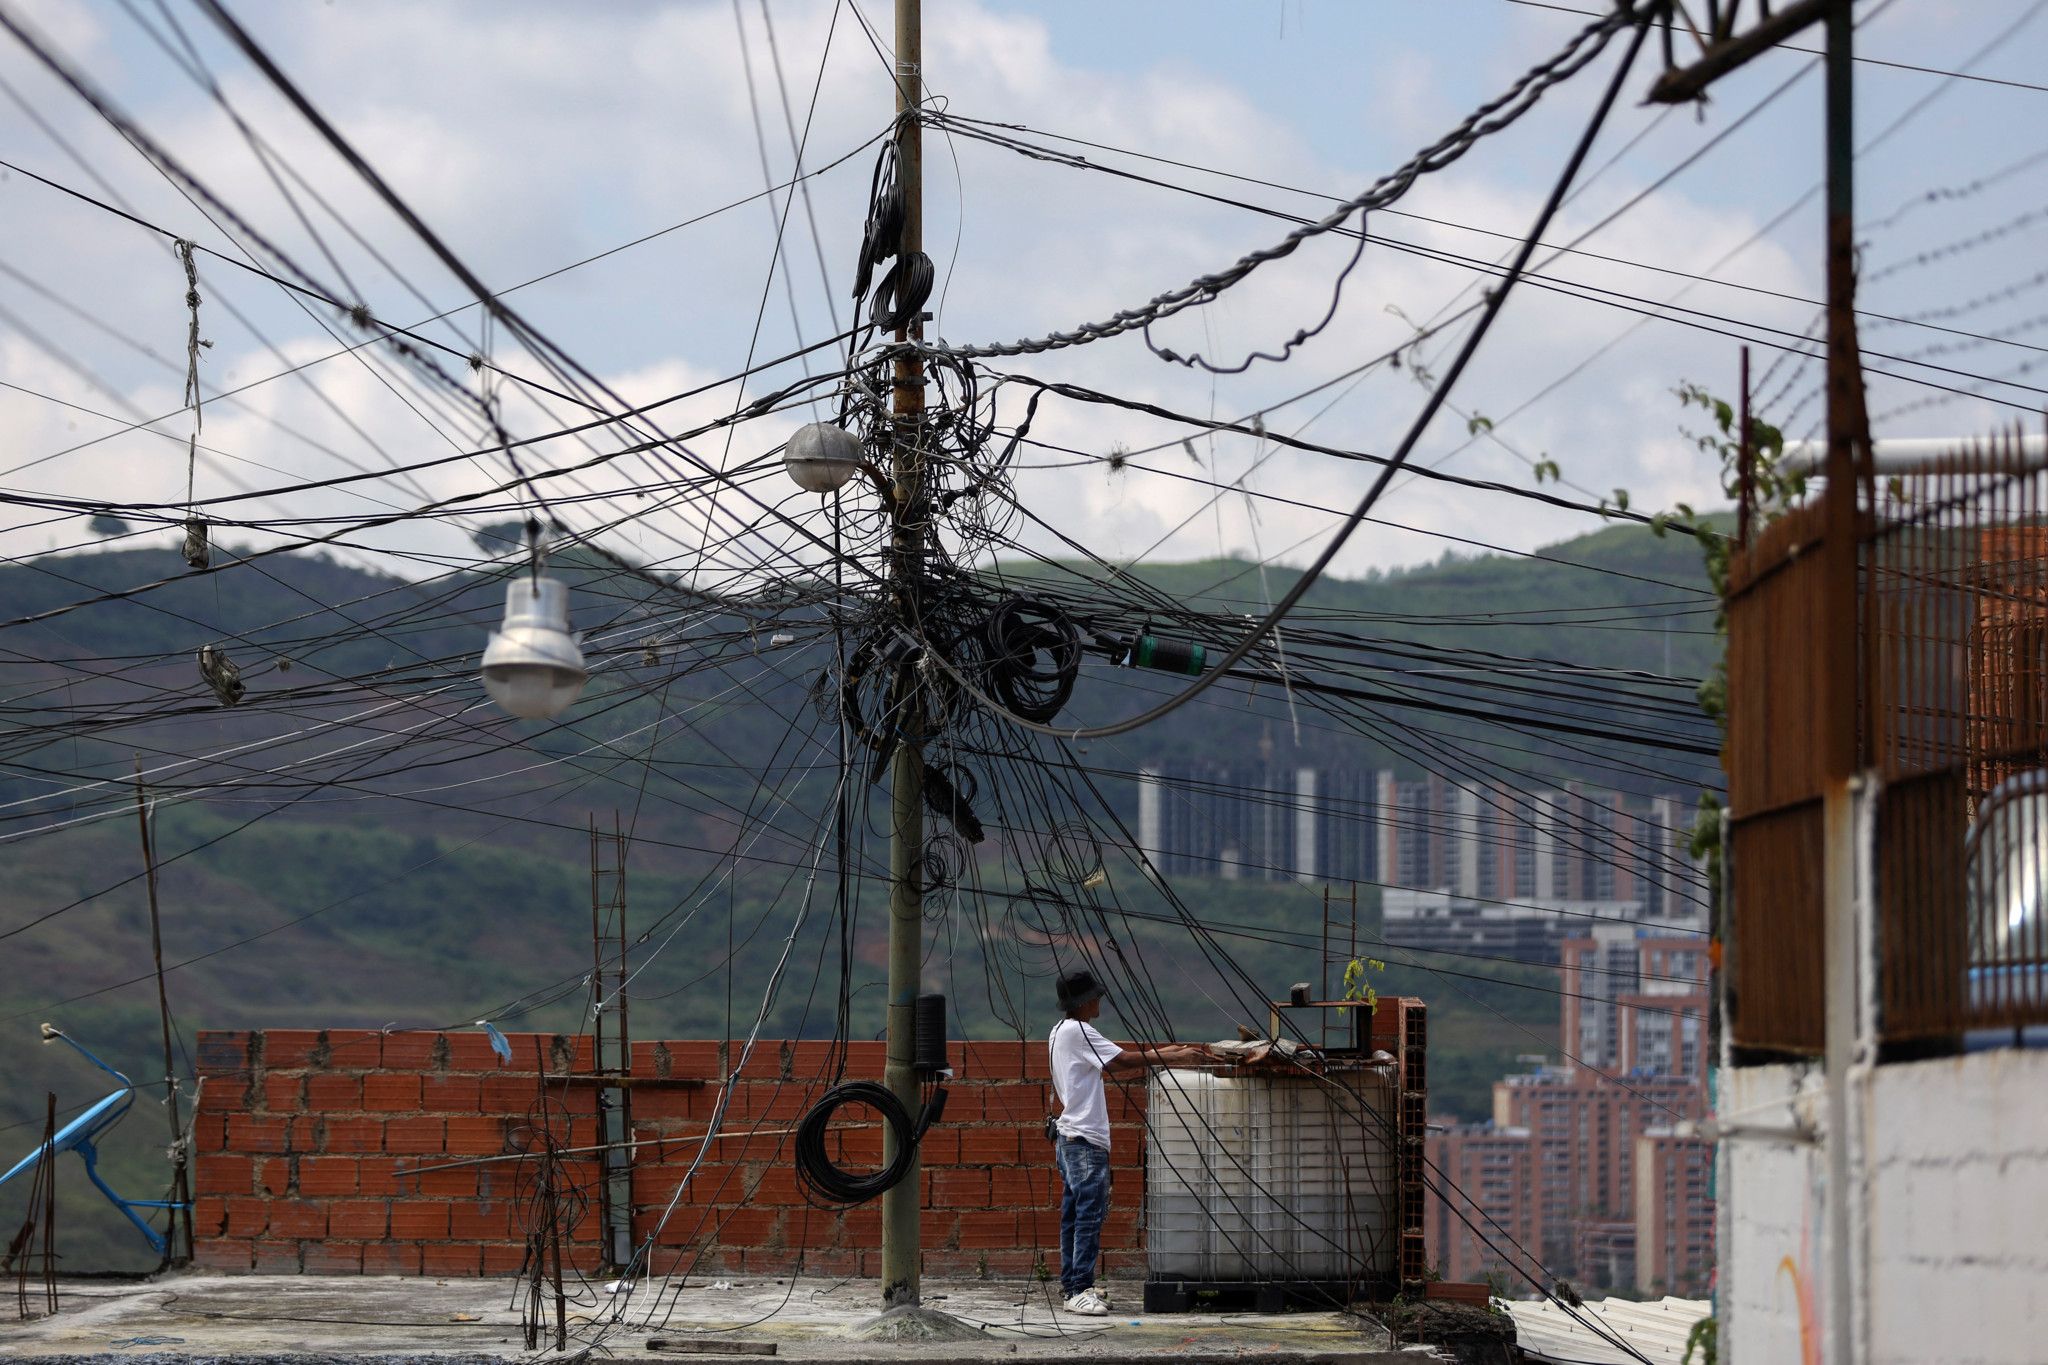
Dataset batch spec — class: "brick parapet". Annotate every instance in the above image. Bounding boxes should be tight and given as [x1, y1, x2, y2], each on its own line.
[191, 1029, 1145, 1278]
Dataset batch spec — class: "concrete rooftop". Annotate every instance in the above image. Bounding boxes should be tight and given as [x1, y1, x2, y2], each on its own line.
[2, 1276, 1434, 1364]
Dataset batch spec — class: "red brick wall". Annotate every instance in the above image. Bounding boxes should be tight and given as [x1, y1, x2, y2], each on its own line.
[193, 1012, 1425, 1280]
[190, 1029, 1145, 1278]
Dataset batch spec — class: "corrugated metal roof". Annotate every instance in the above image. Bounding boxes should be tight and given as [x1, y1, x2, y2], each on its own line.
[1503, 1295, 1710, 1364]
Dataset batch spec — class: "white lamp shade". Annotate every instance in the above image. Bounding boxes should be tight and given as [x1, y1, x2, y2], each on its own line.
[481, 576, 588, 719]
[784, 421, 864, 493]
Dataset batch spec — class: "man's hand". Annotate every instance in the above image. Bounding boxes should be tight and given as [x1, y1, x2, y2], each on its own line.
[1108, 1041, 1216, 1073]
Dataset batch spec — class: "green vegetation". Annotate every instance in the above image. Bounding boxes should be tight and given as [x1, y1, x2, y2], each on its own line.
[0, 519, 1717, 1268]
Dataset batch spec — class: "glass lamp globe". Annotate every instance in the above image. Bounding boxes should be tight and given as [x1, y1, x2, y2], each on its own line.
[783, 421, 864, 493]
[481, 576, 588, 719]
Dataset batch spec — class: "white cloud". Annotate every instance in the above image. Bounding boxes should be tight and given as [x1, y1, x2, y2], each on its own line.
[2, 0, 2029, 596]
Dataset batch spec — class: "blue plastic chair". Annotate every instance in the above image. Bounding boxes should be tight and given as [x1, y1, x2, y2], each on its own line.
[0, 1026, 189, 1257]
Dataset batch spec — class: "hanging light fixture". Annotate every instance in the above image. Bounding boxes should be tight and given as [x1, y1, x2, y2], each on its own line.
[481, 575, 587, 719]
[783, 421, 865, 494]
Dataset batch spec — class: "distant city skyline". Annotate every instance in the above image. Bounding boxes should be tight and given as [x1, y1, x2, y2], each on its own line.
[1136, 761, 1705, 926]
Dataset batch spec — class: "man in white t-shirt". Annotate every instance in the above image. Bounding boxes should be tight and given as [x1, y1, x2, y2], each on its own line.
[1048, 969, 1212, 1316]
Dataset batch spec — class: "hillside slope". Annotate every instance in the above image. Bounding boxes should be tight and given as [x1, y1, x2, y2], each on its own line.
[0, 520, 1719, 1267]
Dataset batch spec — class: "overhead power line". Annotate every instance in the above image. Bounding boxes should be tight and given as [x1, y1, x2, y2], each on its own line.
[1502, 0, 2048, 94]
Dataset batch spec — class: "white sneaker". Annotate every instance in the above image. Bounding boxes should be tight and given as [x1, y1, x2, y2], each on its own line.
[1064, 1289, 1110, 1316]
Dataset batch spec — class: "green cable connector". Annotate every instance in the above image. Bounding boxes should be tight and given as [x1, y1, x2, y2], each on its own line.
[1132, 634, 1206, 676]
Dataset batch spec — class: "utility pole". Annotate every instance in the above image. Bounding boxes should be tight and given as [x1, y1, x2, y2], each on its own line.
[1651, 7, 1873, 1359]
[881, 0, 927, 1309]
[1818, 6, 1873, 1362]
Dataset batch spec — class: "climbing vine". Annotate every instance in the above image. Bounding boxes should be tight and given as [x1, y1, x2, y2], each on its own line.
[1339, 955, 1387, 1014]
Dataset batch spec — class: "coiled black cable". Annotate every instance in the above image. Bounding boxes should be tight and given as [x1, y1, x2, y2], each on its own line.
[870, 251, 934, 332]
[792, 1081, 948, 1206]
[979, 598, 1081, 724]
[851, 141, 902, 302]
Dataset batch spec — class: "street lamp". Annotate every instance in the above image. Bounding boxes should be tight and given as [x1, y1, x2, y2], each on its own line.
[783, 421, 865, 494]
[481, 575, 588, 719]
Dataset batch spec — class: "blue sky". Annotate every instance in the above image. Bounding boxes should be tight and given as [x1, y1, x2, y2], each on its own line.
[1, 0, 2042, 582]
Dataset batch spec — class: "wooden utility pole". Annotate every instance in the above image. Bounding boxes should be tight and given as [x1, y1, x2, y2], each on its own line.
[1818, 8, 1873, 1362]
[132, 761, 190, 1267]
[881, 0, 927, 1309]
[1652, 6, 1874, 1360]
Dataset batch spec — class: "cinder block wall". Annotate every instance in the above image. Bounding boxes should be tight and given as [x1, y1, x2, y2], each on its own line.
[191, 1030, 1145, 1278]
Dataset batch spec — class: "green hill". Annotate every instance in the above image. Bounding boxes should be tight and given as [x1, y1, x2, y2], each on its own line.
[0, 521, 1718, 1268]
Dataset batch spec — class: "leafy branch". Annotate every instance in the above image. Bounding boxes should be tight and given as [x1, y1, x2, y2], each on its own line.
[1338, 955, 1387, 1014]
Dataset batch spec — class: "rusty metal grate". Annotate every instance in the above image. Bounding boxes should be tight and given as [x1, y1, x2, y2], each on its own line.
[1727, 428, 2048, 1050]
[1727, 798, 1826, 1053]
[1865, 433, 2048, 1040]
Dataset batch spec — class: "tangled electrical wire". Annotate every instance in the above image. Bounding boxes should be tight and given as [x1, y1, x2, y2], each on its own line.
[978, 598, 1082, 725]
[791, 1080, 947, 1206]
[0, 7, 1733, 1349]
[509, 1086, 600, 1352]
[903, 2, 1637, 365]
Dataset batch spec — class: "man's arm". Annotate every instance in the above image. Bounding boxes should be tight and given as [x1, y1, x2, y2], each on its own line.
[1102, 1041, 1212, 1076]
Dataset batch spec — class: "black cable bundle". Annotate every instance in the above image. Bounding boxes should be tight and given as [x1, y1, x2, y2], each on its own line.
[869, 251, 934, 332]
[792, 1080, 948, 1206]
[913, 993, 948, 1073]
[979, 598, 1081, 724]
[851, 142, 903, 303]
[922, 761, 985, 844]
[841, 632, 968, 783]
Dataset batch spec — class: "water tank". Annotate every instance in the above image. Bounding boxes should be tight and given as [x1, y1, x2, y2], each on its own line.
[1145, 1065, 1397, 1287]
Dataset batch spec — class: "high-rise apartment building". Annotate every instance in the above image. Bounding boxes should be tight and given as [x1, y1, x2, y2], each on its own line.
[1424, 931, 1714, 1293]
[1136, 764, 1704, 922]
[1634, 1130, 1716, 1296]
[1559, 929, 1711, 1081]
[1135, 763, 1380, 883]
[1491, 1064, 1707, 1271]
[1428, 1120, 1538, 1288]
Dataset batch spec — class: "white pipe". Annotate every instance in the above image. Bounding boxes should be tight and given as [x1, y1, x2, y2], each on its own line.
[1781, 434, 2047, 475]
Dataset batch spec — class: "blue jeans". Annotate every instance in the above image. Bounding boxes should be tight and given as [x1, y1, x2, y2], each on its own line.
[1056, 1136, 1112, 1296]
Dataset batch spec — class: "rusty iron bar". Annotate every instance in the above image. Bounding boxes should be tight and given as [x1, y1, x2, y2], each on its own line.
[1716, 144, 2048, 1055]
[518, 1040, 572, 1353]
[7, 1094, 59, 1320]
[1738, 346, 1755, 547]
[1648, 0, 1830, 103]
[397, 1126, 795, 1178]
[132, 762, 189, 1267]
[1864, 429, 2048, 1042]
[590, 814, 605, 1074]
[1821, 5, 1871, 785]
[1654, 0, 1835, 104]
[1734, 421, 2048, 1052]
[588, 810, 635, 1270]
[37, 1094, 56, 1316]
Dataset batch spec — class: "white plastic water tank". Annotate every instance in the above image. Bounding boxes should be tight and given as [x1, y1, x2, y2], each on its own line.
[1145, 1066, 1396, 1284]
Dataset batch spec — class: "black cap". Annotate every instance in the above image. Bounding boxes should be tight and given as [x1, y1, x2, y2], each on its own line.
[1057, 969, 1105, 1012]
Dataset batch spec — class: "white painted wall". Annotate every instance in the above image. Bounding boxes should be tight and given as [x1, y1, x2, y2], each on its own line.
[1864, 1048, 2048, 1365]
[1721, 1050, 2048, 1364]
[1721, 1061, 1828, 1365]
